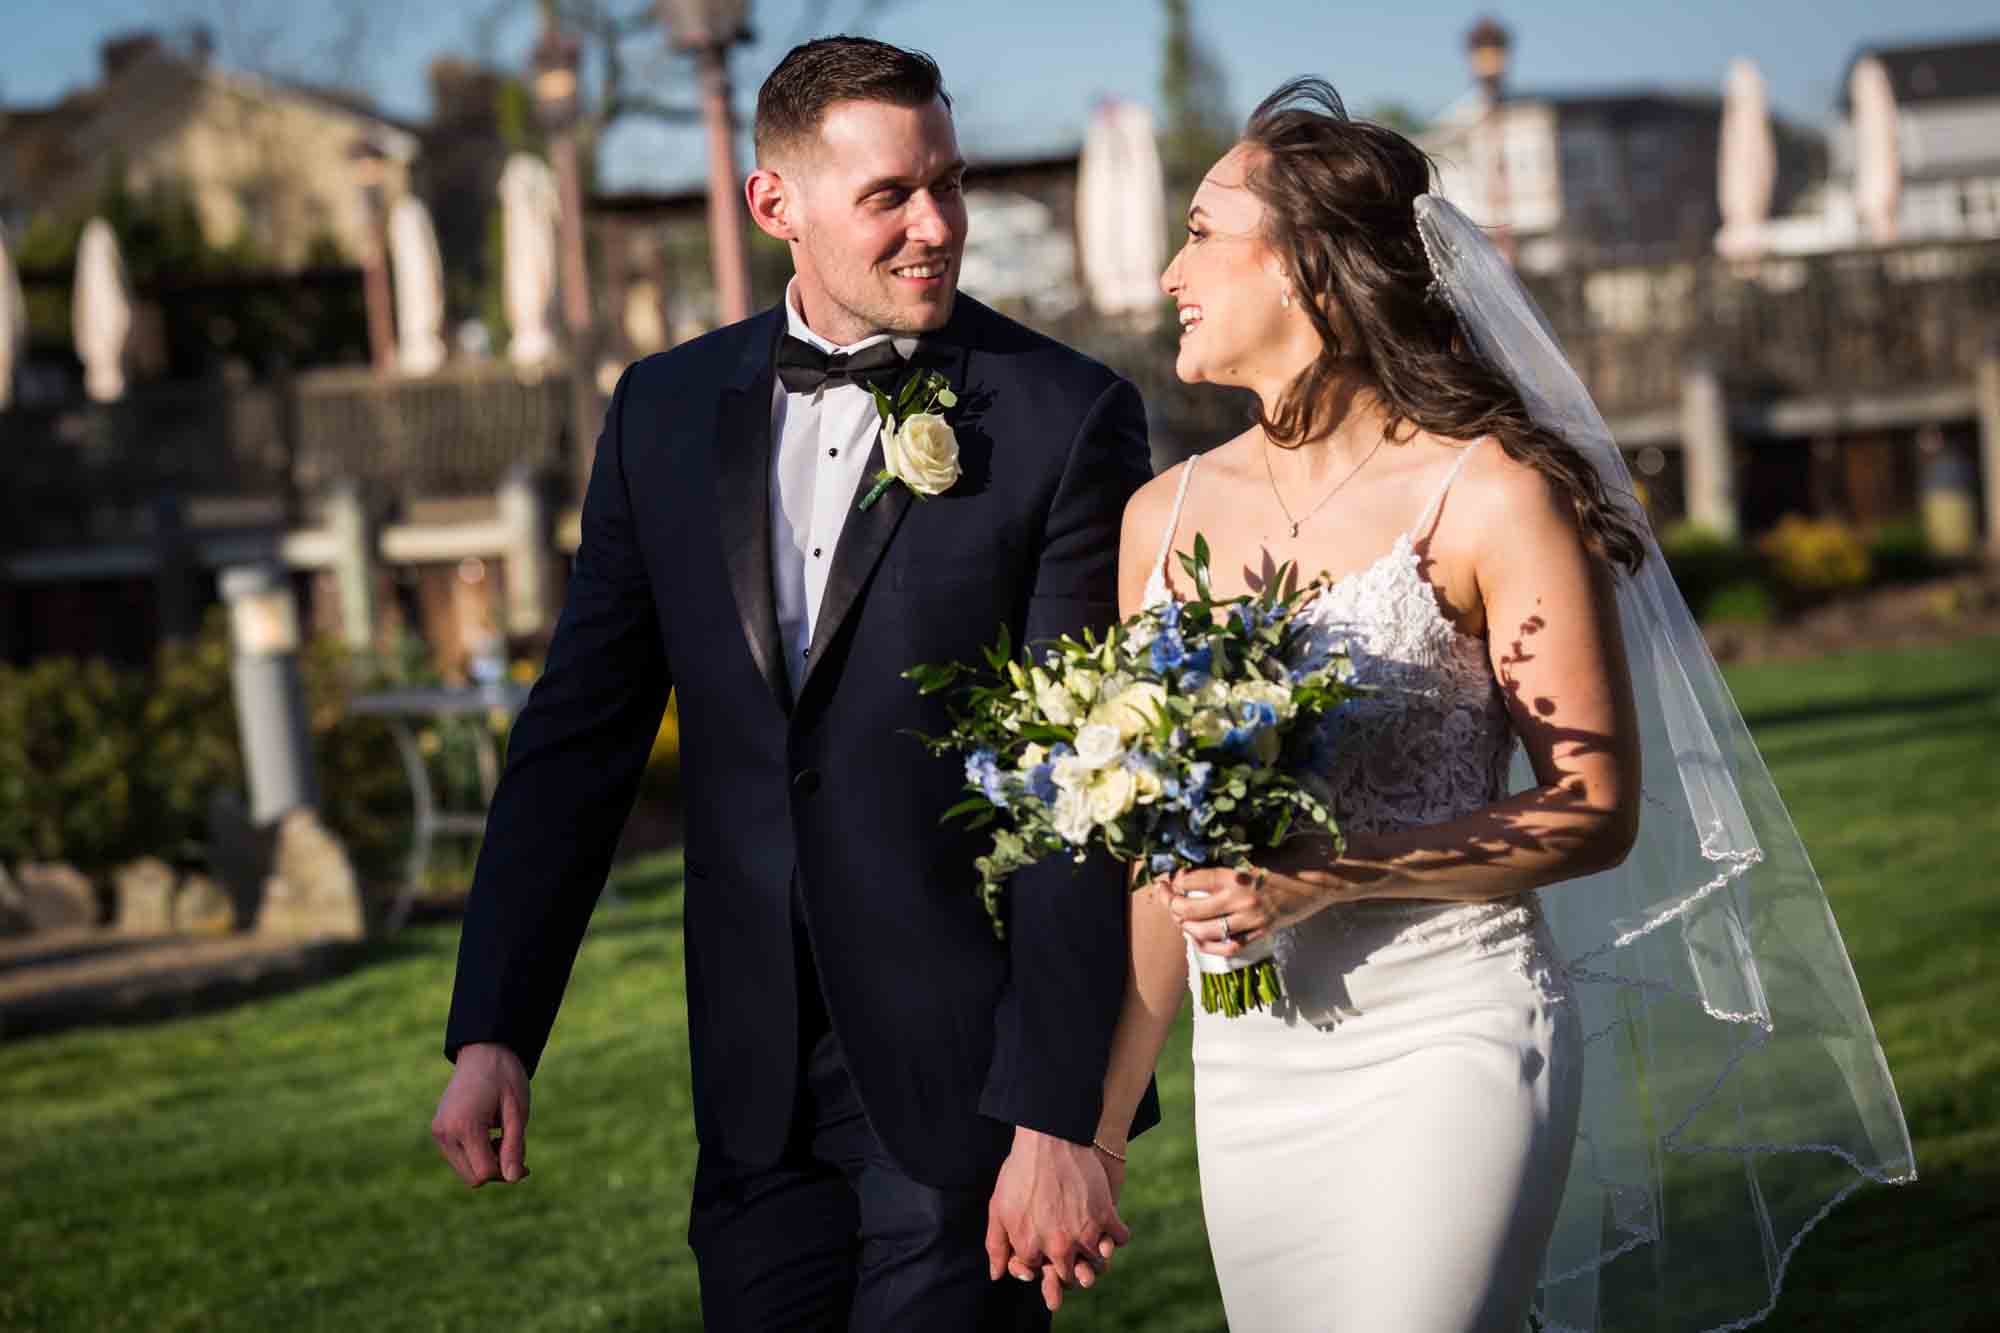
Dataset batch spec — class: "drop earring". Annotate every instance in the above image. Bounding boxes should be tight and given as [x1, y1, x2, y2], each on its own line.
[1280, 287, 1292, 309]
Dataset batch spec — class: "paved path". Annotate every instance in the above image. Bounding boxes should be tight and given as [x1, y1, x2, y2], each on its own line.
[0, 929, 364, 1043]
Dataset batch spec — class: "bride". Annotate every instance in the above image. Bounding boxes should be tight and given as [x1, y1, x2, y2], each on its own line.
[1077, 80, 1913, 1331]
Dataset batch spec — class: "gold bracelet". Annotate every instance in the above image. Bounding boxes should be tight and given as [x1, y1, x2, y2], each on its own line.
[1091, 1138, 1128, 1163]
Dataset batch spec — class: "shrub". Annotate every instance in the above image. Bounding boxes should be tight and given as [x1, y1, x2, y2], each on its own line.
[1758, 514, 1871, 605]
[301, 636, 419, 881]
[142, 616, 244, 859]
[2, 617, 424, 887]
[1867, 519, 1937, 585]
[1702, 579, 1778, 625]
[1660, 521, 1759, 624]
[0, 657, 149, 882]
[0, 620, 675, 891]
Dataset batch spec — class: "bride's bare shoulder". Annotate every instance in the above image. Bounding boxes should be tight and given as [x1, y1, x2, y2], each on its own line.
[1449, 434, 1568, 525]
[1124, 430, 1262, 533]
[1124, 459, 1184, 523]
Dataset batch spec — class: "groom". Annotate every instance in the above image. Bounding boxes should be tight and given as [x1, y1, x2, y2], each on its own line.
[431, 35, 1156, 1329]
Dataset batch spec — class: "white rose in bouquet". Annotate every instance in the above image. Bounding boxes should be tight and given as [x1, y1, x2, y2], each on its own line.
[1074, 722, 1125, 770]
[1087, 767, 1139, 824]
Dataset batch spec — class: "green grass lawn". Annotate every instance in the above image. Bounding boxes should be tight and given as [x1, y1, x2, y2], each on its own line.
[3, 638, 1995, 1332]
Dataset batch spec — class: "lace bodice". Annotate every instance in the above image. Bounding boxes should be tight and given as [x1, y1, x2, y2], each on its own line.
[1146, 446, 1543, 983]
[1144, 446, 1514, 834]
[1285, 531, 1513, 836]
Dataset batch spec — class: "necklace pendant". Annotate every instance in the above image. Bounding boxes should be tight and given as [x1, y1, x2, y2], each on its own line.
[1288, 521, 1300, 539]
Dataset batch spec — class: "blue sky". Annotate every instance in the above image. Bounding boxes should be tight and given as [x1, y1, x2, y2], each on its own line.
[6, 0, 1996, 189]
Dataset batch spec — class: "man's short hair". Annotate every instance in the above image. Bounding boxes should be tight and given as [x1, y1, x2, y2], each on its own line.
[754, 36, 952, 163]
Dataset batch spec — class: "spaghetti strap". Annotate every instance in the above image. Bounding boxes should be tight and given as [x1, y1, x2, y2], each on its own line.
[1145, 456, 1199, 602]
[1407, 440, 1484, 542]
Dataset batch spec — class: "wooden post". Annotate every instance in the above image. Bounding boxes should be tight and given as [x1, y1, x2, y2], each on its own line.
[1978, 336, 2000, 563]
[326, 481, 381, 654]
[498, 467, 557, 641]
[1680, 359, 1739, 539]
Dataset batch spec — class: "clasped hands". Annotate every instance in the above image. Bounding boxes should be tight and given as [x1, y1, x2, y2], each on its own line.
[985, 1127, 1130, 1312]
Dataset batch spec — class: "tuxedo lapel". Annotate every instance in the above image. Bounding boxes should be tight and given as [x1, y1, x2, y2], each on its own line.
[715, 311, 791, 715]
[797, 328, 971, 704]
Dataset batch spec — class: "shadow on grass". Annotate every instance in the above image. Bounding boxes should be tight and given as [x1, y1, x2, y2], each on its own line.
[1740, 685, 1995, 733]
[1762, 1166, 1993, 1330]
[1755, 711, 1998, 769]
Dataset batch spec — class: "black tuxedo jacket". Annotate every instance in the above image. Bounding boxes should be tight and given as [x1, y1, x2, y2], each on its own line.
[445, 295, 1158, 1188]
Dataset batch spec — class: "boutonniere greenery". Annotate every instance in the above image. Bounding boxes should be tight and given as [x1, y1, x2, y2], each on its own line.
[858, 370, 962, 512]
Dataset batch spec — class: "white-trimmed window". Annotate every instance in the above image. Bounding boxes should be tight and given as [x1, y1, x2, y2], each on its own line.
[1963, 178, 2000, 236]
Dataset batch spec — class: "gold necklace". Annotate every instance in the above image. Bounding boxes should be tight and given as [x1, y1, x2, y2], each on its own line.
[1262, 432, 1388, 539]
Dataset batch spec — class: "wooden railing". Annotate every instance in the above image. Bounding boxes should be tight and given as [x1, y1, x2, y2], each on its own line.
[1520, 237, 2000, 416]
[2, 237, 1994, 549]
[0, 366, 572, 547]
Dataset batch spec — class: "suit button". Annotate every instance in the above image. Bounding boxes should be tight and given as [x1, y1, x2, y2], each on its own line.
[793, 769, 821, 795]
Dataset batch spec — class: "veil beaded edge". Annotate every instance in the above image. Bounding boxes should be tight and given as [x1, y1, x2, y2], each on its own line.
[1413, 194, 1914, 1333]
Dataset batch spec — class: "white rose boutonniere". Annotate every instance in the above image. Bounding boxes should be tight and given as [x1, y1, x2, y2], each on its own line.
[858, 369, 961, 511]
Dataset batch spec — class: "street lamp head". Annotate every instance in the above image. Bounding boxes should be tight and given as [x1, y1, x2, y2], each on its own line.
[659, 0, 752, 53]
[221, 565, 302, 658]
[531, 23, 582, 131]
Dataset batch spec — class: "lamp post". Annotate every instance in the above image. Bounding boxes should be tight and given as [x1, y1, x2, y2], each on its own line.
[1466, 16, 1516, 264]
[347, 139, 397, 375]
[659, 0, 755, 326]
[221, 564, 318, 824]
[531, 12, 603, 503]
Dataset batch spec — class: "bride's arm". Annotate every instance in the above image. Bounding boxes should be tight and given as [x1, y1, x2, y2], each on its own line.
[1094, 876, 1188, 1157]
[1172, 455, 1643, 948]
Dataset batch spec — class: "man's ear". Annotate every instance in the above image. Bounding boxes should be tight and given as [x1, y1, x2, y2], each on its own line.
[746, 167, 796, 243]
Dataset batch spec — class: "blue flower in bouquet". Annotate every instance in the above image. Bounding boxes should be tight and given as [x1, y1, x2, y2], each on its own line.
[1150, 629, 1187, 674]
[1027, 761, 1058, 805]
[1184, 760, 1214, 801]
[966, 748, 1011, 807]
[1237, 700, 1280, 729]
[1169, 819, 1211, 864]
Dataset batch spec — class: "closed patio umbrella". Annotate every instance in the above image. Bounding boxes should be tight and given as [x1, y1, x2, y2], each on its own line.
[500, 153, 561, 371]
[389, 195, 449, 377]
[1076, 99, 1167, 328]
[72, 218, 132, 403]
[1851, 56, 1901, 245]
[0, 223, 25, 410]
[1715, 58, 1776, 260]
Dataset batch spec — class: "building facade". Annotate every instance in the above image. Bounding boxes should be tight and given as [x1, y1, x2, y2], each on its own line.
[0, 30, 417, 267]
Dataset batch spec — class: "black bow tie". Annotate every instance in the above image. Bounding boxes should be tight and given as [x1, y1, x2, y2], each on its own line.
[775, 334, 908, 395]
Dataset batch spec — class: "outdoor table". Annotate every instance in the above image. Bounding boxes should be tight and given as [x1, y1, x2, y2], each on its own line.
[348, 683, 533, 932]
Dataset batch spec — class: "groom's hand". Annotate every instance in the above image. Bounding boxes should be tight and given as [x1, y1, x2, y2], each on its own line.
[985, 1127, 1130, 1301]
[431, 1042, 531, 1187]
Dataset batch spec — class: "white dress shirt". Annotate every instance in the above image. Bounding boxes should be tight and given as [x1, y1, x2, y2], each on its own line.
[769, 280, 919, 693]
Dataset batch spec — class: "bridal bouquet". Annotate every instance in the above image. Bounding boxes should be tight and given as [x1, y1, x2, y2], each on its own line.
[905, 536, 1361, 1016]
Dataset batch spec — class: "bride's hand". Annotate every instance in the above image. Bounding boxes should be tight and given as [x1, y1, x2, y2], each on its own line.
[1166, 859, 1342, 956]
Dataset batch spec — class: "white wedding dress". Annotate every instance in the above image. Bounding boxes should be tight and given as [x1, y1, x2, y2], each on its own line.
[1144, 444, 1584, 1331]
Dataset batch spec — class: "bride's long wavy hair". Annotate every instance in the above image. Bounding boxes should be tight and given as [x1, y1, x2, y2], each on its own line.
[1240, 77, 1647, 573]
